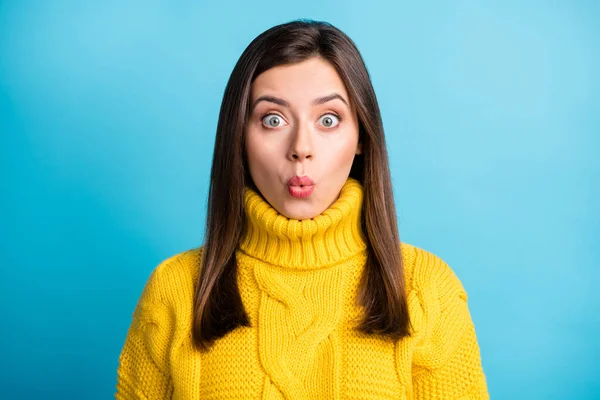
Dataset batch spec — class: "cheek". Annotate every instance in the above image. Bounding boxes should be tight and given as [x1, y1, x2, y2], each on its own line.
[324, 135, 359, 166]
[246, 131, 276, 173]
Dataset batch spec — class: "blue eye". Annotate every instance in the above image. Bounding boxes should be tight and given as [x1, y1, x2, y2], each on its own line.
[262, 114, 285, 128]
[319, 114, 340, 128]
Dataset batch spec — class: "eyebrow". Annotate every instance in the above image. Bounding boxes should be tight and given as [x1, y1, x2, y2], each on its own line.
[251, 93, 349, 111]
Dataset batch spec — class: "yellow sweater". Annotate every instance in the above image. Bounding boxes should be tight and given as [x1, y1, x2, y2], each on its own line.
[116, 177, 489, 399]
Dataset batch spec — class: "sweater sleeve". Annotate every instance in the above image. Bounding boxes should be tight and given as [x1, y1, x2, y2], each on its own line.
[116, 260, 176, 399]
[412, 252, 489, 400]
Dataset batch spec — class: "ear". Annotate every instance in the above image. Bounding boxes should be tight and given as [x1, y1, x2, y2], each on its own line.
[356, 141, 363, 155]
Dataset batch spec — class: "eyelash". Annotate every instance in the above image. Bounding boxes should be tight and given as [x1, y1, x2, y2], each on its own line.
[260, 112, 343, 128]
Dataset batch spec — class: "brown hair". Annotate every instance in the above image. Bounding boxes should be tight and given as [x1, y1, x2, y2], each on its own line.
[193, 19, 409, 352]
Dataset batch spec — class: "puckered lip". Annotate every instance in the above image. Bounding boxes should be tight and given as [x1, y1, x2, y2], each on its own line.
[287, 175, 315, 186]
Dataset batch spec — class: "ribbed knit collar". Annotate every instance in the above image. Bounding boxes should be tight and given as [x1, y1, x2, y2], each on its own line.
[238, 177, 367, 270]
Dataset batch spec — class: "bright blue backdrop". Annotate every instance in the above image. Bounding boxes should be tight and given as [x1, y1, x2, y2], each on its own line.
[1, 1, 598, 399]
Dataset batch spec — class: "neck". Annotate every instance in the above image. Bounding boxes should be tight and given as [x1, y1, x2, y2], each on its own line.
[238, 177, 367, 270]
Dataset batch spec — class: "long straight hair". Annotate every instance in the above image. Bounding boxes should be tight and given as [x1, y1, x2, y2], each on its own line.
[193, 19, 409, 352]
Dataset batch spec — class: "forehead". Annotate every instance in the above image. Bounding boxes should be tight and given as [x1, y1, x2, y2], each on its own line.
[250, 57, 349, 102]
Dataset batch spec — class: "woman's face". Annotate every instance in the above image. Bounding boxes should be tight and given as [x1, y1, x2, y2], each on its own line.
[245, 56, 362, 220]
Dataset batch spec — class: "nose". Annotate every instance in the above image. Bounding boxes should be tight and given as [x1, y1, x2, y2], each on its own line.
[288, 120, 313, 161]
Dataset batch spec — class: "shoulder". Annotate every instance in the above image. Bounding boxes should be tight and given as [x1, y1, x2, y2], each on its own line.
[135, 246, 204, 313]
[399, 242, 467, 301]
[400, 243, 478, 371]
[151, 246, 204, 290]
[123, 247, 204, 373]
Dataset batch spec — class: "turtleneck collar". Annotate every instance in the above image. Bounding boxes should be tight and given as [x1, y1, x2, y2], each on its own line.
[238, 177, 367, 270]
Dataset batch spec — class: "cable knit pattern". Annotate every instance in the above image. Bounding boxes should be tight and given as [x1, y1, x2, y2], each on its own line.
[116, 177, 489, 399]
[253, 263, 345, 399]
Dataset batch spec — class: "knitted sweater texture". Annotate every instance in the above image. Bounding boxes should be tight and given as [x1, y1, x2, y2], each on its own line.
[116, 177, 489, 399]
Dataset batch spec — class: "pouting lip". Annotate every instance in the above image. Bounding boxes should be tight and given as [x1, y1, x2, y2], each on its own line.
[287, 175, 315, 186]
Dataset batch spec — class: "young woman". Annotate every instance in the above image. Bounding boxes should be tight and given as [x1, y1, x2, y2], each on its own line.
[116, 19, 489, 399]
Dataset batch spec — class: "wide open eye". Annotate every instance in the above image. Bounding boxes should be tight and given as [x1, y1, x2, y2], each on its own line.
[318, 113, 341, 128]
[262, 114, 286, 128]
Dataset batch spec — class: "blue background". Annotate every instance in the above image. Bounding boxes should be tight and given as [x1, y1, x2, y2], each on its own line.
[1, 1, 598, 399]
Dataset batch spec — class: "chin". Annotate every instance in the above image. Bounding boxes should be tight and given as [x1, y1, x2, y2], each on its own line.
[278, 202, 318, 221]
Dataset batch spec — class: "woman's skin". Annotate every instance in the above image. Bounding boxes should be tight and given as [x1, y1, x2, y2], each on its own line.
[245, 56, 363, 220]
